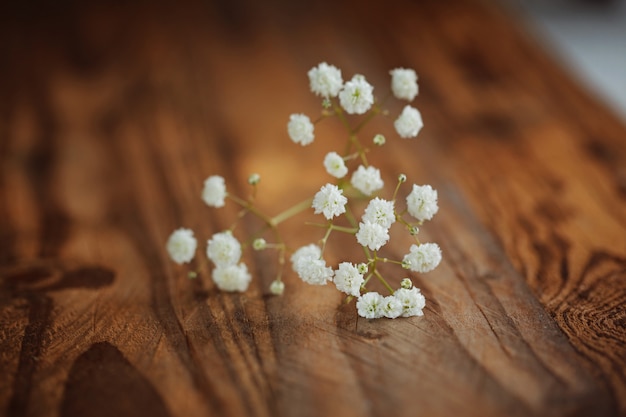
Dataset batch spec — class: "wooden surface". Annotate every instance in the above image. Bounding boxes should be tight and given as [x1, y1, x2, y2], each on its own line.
[1, 0, 625, 416]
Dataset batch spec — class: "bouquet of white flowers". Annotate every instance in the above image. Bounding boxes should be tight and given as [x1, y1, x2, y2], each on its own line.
[167, 62, 442, 320]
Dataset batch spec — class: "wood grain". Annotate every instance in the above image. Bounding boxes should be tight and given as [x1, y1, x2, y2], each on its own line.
[1, 0, 625, 416]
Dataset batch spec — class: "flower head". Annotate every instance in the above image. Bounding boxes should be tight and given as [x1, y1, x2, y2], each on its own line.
[394, 287, 426, 317]
[350, 165, 384, 196]
[356, 292, 384, 319]
[406, 184, 439, 222]
[290, 244, 322, 267]
[166, 228, 197, 264]
[323, 152, 348, 178]
[288, 113, 315, 146]
[394, 105, 423, 138]
[308, 62, 343, 98]
[334, 262, 364, 297]
[207, 231, 242, 268]
[202, 175, 227, 208]
[339, 74, 374, 115]
[312, 183, 348, 220]
[362, 197, 395, 230]
[295, 258, 334, 286]
[356, 221, 390, 251]
[382, 295, 403, 319]
[212, 263, 251, 292]
[390, 68, 418, 101]
[402, 242, 442, 273]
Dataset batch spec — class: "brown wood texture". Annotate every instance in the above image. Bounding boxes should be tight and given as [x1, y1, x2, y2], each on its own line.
[1, 0, 625, 416]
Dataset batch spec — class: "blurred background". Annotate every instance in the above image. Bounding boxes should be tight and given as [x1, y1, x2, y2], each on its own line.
[499, 0, 626, 121]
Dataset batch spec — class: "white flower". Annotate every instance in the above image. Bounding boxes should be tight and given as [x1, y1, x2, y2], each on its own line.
[356, 292, 384, 319]
[382, 296, 403, 319]
[334, 262, 364, 297]
[212, 263, 251, 292]
[288, 114, 315, 146]
[394, 105, 423, 138]
[202, 175, 227, 208]
[308, 62, 343, 98]
[339, 74, 374, 115]
[402, 243, 442, 273]
[350, 165, 384, 196]
[290, 244, 321, 267]
[290, 245, 332, 285]
[295, 258, 334, 286]
[356, 221, 390, 251]
[406, 184, 439, 221]
[269, 280, 285, 295]
[390, 68, 418, 101]
[166, 228, 197, 264]
[312, 183, 348, 220]
[362, 197, 395, 230]
[323, 152, 348, 178]
[394, 287, 426, 317]
[206, 231, 242, 268]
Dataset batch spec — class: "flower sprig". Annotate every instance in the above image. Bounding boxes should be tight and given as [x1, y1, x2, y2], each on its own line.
[166, 62, 442, 320]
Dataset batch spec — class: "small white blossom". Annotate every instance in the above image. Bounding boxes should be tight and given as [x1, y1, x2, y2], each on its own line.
[295, 257, 334, 286]
[357, 292, 385, 319]
[207, 231, 242, 268]
[290, 244, 321, 267]
[356, 221, 390, 251]
[212, 263, 251, 292]
[308, 62, 343, 98]
[312, 183, 348, 220]
[394, 287, 426, 317]
[269, 280, 285, 295]
[390, 68, 419, 101]
[202, 175, 227, 208]
[350, 165, 384, 196]
[334, 262, 364, 297]
[382, 295, 403, 319]
[394, 105, 423, 138]
[290, 244, 333, 285]
[288, 113, 315, 146]
[339, 74, 374, 115]
[323, 152, 348, 178]
[402, 243, 442, 273]
[406, 184, 439, 222]
[362, 197, 396, 230]
[166, 228, 197, 264]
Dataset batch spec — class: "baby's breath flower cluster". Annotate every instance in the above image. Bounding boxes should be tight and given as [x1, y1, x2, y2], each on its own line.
[166, 62, 442, 319]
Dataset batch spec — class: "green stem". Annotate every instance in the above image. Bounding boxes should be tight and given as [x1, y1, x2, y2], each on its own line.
[330, 224, 358, 234]
[270, 198, 313, 226]
[374, 269, 395, 294]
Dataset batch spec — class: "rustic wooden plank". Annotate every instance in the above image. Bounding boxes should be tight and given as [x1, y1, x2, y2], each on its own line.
[0, 0, 625, 416]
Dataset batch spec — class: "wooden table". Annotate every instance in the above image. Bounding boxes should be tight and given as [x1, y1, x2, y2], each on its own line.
[1, 0, 625, 416]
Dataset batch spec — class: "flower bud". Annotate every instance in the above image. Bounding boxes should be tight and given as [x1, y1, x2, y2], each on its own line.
[409, 226, 419, 235]
[270, 280, 285, 295]
[248, 173, 261, 185]
[398, 173, 407, 183]
[252, 238, 267, 250]
[400, 278, 413, 289]
[373, 134, 386, 146]
[357, 263, 369, 274]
